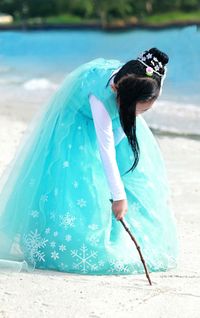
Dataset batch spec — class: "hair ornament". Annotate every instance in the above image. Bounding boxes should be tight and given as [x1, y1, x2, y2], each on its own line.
[146, 53, 152, 59]
[138, 51, 147, 59]
[137, 58, 164, 77]
[137, 50, 166, 77]
[146, 66, 154, 77]
[141, 56, 147, 61]
[154, 65, 160, 72]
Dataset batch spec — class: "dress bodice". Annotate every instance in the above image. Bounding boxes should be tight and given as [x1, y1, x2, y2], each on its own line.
[78, 58, 124, 130]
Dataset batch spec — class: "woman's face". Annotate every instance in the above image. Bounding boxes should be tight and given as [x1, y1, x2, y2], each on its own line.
[111, 83, 156, 116]
[135, 100, 155, 116]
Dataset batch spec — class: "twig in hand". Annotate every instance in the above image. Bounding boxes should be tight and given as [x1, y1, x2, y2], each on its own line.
[120, 218, 152, 285]
[110, 199, 152, 285]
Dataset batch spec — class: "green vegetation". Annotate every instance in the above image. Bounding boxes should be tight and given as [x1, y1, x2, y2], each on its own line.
[45, 14, 86, 24]
[142, 11, 200, 24]
[0, 0, 200, 28]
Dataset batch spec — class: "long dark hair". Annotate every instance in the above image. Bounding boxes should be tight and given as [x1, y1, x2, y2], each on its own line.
[106, 47, 169, 175]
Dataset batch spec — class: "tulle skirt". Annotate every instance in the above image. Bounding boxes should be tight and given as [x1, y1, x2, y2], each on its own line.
[0, 60, 178, 275]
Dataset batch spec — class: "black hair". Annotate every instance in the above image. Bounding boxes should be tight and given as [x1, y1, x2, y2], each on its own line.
[106, 47, 169, 175]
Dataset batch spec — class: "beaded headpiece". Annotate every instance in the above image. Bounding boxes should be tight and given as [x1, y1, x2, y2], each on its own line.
[137, 51, 166, 77]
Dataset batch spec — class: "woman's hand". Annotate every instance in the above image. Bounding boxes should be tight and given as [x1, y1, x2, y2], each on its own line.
[112, 199, 128, 221]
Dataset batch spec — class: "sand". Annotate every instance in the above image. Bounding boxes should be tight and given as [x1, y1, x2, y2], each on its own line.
[0, 102, 200, 318]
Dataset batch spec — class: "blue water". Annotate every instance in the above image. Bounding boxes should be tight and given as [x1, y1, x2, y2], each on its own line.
[0, 25, 200, 102]
[0, 26, 200, 135]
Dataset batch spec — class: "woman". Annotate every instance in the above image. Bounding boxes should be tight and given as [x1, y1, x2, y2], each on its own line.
[0, 47, 178, 275]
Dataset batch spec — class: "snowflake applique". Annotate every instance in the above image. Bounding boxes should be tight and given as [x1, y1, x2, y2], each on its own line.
[45, 227, 51, 234]
[65, 234, 72, 242]
[60, 262, 68, 270]
[63, 161, 69, 168]
[73, 181, 79, 188]
[40, 194, 48, 202]
[22, 229, 48, 264]
[30, 210, 39, 218]
[76, 198, 87, 208]
[50, 241, 56, 248]
[87, 234, 100, 246]
[53, 231, 59, 237]
[51, 251, 59, 260]
[108, 260, 130, 273]
[98, 260, 105, 267]
[59, 213, 76, 229]
[59, 244, 66, 252]
[68, 144, 72, 149]
[50, 211, 56, 221]
[88, 224, 99, 231]
[155, 65, 160, 71]
[71, 244, 98, 273]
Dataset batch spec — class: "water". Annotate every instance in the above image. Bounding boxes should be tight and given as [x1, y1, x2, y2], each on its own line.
[0, 26, 200, 135]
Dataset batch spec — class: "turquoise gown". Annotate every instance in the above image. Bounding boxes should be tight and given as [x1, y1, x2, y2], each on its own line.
[0, 58, 178, 275]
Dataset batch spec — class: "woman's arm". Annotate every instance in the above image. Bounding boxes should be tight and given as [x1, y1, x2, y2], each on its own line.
[89, 94, 127, 201]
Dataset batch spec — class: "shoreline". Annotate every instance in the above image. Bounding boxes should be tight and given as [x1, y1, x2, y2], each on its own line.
[0, 20, 199, 32]
[1, 90, 200, 140]
[151, 128, 200, 141]
[1, 103, 200, 141]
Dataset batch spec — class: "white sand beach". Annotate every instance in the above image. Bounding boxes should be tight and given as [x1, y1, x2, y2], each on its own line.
[0, 101, 200, 318]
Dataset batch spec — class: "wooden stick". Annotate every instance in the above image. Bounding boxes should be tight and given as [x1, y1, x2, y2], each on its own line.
[110, 199, 152, 285]
[119, 218, 152, 285]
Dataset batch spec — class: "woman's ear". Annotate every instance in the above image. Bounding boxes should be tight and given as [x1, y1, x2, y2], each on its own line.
[158, 66, 167, 97]
[110, 83, 118, 92]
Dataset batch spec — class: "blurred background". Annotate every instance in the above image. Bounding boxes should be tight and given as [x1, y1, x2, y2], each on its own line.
[0, 0, 200, 135]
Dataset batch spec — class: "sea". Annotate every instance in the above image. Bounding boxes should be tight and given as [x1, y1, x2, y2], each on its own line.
[0, 25, 200, 136]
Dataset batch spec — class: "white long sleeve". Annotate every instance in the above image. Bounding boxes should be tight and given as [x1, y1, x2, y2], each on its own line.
[89, 94, 127, 201]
